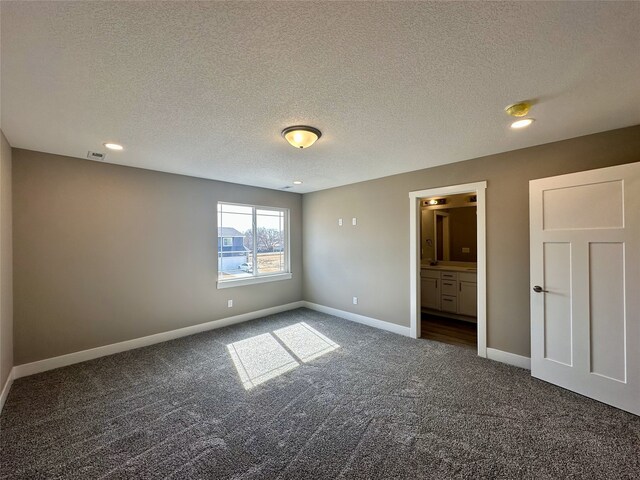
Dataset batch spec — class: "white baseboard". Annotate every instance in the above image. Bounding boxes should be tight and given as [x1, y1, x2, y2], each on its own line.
[13, 301, 305, 379]
[0, 367, 15, 414]
[486, 347, 531, 370]
[303, 301, 411, 337]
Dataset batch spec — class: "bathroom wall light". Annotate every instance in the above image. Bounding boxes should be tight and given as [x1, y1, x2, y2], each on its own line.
[282, 126, 321, 149]
[425, 198, 447, 206]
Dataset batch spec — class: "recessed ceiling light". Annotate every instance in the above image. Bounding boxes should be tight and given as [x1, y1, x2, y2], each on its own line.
[282, 126, 321, 149]
[293, 180, 303, 185]
[510, 118, 534, 129]
[103, 142, 124, 150]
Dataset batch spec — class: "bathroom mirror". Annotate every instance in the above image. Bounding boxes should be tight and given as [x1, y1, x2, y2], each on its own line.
[421, 202, 477, 263]
[434, 206, 477, 262]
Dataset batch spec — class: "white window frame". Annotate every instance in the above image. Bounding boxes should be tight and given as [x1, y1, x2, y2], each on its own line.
[217, 202, 292, 289]
[222, 237, 233, 247]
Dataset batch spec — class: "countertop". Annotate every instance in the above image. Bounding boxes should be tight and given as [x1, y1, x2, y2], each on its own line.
[421, 264, 477, 272]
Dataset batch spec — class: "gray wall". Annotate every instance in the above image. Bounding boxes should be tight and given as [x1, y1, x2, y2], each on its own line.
[0, 130, 13, 389]
[303, 125, 640, 357]
[447, 207, 477, 262]
[13, 149, 302, 364]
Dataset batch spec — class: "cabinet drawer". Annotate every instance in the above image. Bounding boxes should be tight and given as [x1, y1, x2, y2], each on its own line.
[441, 279, 457, 296]
[421, 269, 440, 279]
[440, 295, 457, 313]
[458, 272, 477, 283]
[440, 271, 457, 280]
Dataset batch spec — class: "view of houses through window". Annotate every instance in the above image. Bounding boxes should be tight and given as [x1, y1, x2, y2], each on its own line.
[217, 202, 288, 281]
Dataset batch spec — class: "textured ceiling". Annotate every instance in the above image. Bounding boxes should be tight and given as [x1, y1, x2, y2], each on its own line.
[1, 1, 639, 193]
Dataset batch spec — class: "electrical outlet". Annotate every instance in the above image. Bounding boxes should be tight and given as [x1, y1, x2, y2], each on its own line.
[227, 299, 233, 308]
[352, 296, 358, 305]
[352, 217, 357, 226]
[338, 218, 343, 226]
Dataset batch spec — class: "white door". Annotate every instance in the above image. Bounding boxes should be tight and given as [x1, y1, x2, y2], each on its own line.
[530, 162, 640, 415]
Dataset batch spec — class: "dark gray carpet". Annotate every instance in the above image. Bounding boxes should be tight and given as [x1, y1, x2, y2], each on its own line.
[1, 308, 638, 479]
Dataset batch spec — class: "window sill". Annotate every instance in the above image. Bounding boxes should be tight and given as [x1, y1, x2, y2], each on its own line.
[217, 273, 292, 289]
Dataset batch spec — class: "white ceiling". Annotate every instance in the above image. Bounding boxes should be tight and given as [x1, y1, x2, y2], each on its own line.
[1, 2, 639, 193]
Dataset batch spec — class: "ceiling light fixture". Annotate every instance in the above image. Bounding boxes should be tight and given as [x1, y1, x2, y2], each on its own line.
[293, 180, 303, 185]
[504, 101, 532, 117]
[281, 126, 321, 149]
[104, 142, 124, 150]
[510, 118, 534, 129]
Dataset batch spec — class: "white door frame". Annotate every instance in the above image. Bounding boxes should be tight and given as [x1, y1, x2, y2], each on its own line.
[409, 181, 487, 357]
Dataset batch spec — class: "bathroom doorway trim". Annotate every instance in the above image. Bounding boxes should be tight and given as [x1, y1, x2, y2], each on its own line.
[409, 181, 487, 357]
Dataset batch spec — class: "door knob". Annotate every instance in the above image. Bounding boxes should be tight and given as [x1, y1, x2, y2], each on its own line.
[533, 285, 548, 293]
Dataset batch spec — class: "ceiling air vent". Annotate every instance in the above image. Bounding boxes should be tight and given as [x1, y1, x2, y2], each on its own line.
[87, 151, 106, 161]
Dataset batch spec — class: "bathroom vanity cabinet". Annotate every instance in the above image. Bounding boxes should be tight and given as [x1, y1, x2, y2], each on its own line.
[420, 267, 477, 321]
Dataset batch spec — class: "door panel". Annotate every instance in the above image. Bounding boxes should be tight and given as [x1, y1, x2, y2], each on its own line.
[543, 242, 572, 366]
[589, 242, 626, 382]
[542, 180, 624, 230]
[530, 162, 640, 416]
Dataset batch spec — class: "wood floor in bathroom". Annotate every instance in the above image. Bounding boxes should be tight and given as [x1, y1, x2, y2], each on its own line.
[421, 314, 477, 348]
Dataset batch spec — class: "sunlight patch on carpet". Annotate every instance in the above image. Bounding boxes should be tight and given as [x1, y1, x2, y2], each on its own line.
[227, 323, 340, 389]
[274, 322, 340, 363]
[227, 333, 298, 389]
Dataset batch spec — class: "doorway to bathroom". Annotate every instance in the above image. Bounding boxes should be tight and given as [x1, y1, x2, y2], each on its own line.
[409, 182, 487, 357]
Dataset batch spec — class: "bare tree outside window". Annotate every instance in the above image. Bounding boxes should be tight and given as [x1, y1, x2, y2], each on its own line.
[256, 227, 284, 253]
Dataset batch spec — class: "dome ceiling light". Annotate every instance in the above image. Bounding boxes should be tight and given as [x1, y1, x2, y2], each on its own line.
[282, 126, 322, 149]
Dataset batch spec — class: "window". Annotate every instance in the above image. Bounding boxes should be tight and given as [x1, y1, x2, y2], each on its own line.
[217, 202, 291, 288]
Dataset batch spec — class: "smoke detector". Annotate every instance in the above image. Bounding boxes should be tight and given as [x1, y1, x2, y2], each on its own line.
[87, 151, 106, 161]
[504, 101, 533, 117]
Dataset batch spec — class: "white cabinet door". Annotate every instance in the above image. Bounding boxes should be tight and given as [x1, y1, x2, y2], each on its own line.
[458, 281, 477, 316]
[530, 162, 640, 415]
[421, 277, 440, 310]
